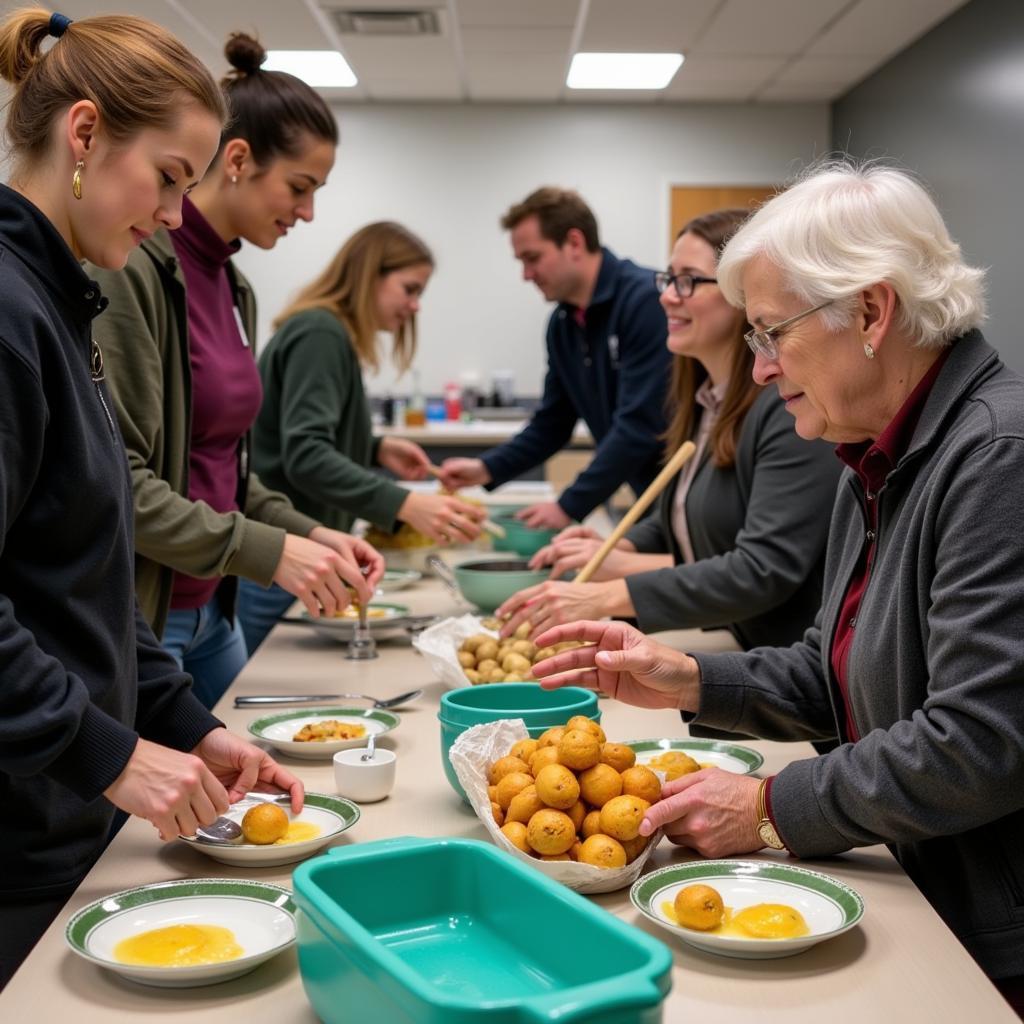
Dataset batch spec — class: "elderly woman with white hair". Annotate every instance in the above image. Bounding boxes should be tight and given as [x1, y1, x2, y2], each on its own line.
[533, 160, 1024, 992]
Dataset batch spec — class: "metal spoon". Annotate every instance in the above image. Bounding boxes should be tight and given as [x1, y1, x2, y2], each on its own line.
[360, 731, 377, 762]
[234, 689, 423, 709]
[190, 792, 292, 845]
[427, 555, 465, 603]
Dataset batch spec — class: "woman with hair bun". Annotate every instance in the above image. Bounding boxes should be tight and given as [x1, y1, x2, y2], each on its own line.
[0, 8, 304, 987]
[240, 221, 485, 653]
[89, 32, 383, 708]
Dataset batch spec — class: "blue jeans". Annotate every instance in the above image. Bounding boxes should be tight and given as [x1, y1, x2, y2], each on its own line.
[162, 598, 248, 710]
[237, 579, 296, 656]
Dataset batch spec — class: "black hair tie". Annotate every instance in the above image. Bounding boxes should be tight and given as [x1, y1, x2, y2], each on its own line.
[48, 12, 72, 38]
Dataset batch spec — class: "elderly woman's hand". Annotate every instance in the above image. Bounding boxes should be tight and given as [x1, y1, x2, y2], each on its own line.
[531, 620, 701, 710]
[496, 580, 623, 641]
[640, 767, 765, 858]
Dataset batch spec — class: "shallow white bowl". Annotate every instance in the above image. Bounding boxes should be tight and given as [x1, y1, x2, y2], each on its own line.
[247, 706, 400, 760]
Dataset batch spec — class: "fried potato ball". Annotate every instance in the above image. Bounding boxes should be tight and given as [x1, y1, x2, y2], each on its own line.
[506, 785, 545, 825]
[476, 639, 500, 663]
[511, 639, 537, 659]
[488, 755, 531, 785]
[565, 715, 606, 743]
[600, 742, 636, 773]
[620, 765, 662, 804]
[581, 809, 603, 839]
[534, 763, 581, 810]
[514, 621, 532, 640]
[674, 884, 724, 931]
[510, 738, 538, 763]
[599, 794, 650, 842]
[488, 784, 499, 803]
[500, 821, 531, 854]
[495, 771, 534, 810]
[566, 800, 587, 833]
[619, 834, 649, 864]
[501, 652, 532, 675]
[490, 801, 504, 826]
[457, 650, 476, 669]
[537, 726, 566, 749]
[476, 658, 499, 675]
[578, 833, 627, 869]
[529, 746, 561, 776]
[461, 634, 491, 654]
[578, 762, 623, 807]
[241, 804, 289, 845]
[486, 667, 508, 683]
[540, 853, 572, 861]
[526, 809, 576, 855]
[558, 729, 601, 772]
[535, 646, 557, 661]
[464, 669, 482, 685]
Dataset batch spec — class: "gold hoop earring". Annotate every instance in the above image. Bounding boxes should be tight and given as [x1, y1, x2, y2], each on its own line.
[72, 160, 84, 200]
[864, 343, 875, 359]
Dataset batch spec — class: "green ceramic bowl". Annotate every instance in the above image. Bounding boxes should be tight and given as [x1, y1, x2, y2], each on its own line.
[438, 683, 600, 801]
[492, 516, 558, 557]
[452, 558, 548, 613]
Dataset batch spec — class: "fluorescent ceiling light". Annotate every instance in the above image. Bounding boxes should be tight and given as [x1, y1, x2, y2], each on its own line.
[264, 50, 357, 88]
[567, 52, 683, 90]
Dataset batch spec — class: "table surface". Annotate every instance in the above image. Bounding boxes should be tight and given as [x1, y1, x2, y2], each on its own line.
[2, 537, 1013, 1021]
[375, 418, 594, 446]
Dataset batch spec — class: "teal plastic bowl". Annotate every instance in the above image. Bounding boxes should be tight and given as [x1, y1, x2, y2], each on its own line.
[439, 683, 599, 802]
[293, 836, 672, 1024]
[453, 558, 548, 613]
[493, 516, 557, 558]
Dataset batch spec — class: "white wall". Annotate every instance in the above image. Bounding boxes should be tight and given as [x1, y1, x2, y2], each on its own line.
[234, 102, 831, 398]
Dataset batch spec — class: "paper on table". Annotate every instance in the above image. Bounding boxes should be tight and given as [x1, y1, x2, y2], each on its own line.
[411, 613, 498, 689]
[450, 718, 662, 894]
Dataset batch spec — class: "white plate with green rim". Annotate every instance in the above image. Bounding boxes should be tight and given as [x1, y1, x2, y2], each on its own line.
[248, 706, 400, 759]
[301, 601, 412, 642]
[65, 878, 296, 987]
[630, 859, 864, 959]
[378, 569, 423, 592]
[178, 792, 360, 866]
[625, 738, 764, 777]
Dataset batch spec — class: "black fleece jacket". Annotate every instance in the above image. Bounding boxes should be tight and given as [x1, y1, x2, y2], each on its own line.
[0, 185, 218, 902]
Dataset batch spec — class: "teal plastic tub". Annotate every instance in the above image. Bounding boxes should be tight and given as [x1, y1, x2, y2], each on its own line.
[293, 837, 672, 1024]
[439, 684, 600, 801]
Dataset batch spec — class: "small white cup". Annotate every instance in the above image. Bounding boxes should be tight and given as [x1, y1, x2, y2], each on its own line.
[333, 747, 397, 803]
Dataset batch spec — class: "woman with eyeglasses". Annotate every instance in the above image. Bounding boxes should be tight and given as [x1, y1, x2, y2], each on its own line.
[531, 161, 1024, 1003]
[497, 208, 840, 652]
[0, 8, 305, 986]
[237, 221, 485, 654]
[87, 32, 383, 709]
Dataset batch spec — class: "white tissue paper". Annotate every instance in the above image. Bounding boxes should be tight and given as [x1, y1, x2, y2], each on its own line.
[411, 613, 498, 690]
[449, 718, 662, 894]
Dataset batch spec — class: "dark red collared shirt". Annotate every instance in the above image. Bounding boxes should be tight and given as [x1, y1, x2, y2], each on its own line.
[764, 346, 951, 844]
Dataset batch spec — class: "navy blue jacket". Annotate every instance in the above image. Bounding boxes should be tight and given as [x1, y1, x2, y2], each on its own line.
[481, 248, 670, 520]
[0, 186, 218, 902]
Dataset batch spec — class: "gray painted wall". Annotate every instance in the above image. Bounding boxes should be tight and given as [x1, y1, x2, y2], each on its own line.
[832, 0, 1024, 372]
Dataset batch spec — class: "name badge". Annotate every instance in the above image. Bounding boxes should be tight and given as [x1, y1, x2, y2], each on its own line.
[233, 305, 250, 348]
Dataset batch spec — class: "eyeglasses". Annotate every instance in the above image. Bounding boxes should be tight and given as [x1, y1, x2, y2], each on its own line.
[654, 270, 718, 299]
[744, 300, 833, 360]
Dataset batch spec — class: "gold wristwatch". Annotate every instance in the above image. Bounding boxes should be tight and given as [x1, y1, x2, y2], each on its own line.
[756, 778, 786, 850]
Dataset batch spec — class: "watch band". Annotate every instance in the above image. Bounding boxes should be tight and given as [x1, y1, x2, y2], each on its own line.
[756, 778, 786, 851]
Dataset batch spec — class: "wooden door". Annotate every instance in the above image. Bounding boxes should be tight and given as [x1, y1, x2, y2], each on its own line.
[669, 185, 777, 247]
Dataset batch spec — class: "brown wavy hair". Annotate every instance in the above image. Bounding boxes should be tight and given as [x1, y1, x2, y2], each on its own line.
[274, 221, 434, 374]
[663, 208, 760, 469]
[0, 8, 227, 173]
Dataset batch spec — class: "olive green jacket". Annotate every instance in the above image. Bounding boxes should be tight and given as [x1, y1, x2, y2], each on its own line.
[88, 230, 319, 636]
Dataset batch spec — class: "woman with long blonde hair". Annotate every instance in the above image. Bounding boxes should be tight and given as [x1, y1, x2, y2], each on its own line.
[240, 221, 483, 652]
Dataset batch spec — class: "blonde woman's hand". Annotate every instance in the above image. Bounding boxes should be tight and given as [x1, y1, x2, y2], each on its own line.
[377, 436, 431, 481]
[273, 534, 364, 617]
[104, 738, 229, 841]
[399, 492, 485, 544]
[496, 579, 628, 641]
[532, 620, 701, 711]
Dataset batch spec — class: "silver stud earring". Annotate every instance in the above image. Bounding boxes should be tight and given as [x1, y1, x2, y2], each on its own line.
[864, 343, 875, 359]
[231, 175, 238, 185]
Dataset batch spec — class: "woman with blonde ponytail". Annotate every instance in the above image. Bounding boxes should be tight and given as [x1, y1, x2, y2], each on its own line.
[0, 9, 303, 988]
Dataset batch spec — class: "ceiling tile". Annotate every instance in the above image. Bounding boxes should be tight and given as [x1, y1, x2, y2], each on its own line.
[579, 0, 720, 51]
[457, 0, 577, 29]
[807, 0, 970, 56]
[697, 0, 851, 56]
[464, 52, 564, 99]
[176, 0, 326, 49]
[663, 53, 785, 93]
[461, 27, 572, 53]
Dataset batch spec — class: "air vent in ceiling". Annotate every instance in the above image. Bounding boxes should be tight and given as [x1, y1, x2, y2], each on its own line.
[328, 8, 442, 36]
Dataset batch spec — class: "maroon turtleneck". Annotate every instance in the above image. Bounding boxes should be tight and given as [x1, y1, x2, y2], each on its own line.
[169, 196, 262, 610]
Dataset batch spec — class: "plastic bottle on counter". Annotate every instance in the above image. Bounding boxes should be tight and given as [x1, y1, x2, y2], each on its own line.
[392, 397, 406, 427]
[444, 380, 462, 421]
[459, 370, 480, 418]
[405, 369, 426, 427]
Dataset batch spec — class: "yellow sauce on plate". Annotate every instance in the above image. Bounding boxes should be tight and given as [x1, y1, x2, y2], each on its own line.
[114, 924, 243, 967]
[273, 820, 321, 845]
[662, 901, 810, 939]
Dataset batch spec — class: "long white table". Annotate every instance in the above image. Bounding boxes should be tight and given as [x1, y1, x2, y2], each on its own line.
[1, 571, 1014, 1021]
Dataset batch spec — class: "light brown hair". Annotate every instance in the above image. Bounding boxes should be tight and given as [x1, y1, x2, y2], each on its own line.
[664, 208, 759, 469]
[275, 221, 434, 374]
[500, 187, 600, 252]
[0, 8, 227, 174]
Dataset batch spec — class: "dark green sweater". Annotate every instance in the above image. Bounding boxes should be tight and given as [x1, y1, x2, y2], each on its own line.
[252, 309, 407, 533]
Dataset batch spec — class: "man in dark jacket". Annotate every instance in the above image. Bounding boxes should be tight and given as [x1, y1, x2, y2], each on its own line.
[439, 188, 670, 527]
